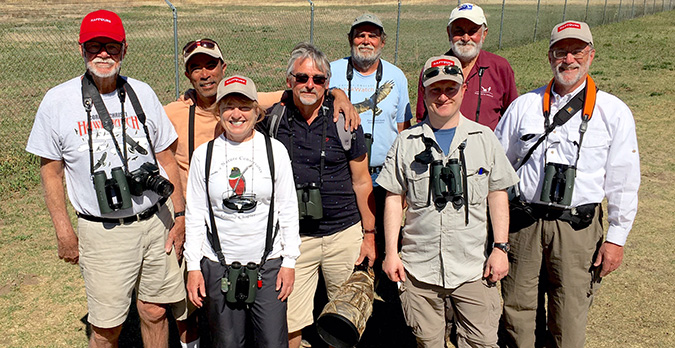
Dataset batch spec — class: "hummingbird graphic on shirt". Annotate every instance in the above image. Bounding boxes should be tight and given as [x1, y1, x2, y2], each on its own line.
[229, 167, 245, 196]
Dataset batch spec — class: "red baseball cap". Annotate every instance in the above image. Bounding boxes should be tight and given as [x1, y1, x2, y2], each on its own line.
[79, 10, 125, 44]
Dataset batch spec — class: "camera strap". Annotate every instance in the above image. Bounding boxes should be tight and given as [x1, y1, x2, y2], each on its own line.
[458, 141, 469, 225]
[347, 57, 382, 167]
[517, 75, 597, 171]
[204, 133, 278, 268]
[81, 72, 159, 177]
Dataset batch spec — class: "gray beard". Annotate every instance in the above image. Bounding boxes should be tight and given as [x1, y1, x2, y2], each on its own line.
[351, 46, 382, 70]
[452, 40, 482, 62]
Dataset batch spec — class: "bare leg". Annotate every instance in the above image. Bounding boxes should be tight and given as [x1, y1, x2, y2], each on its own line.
[89, 325, 122, 348]
[289, 330, 302, 348]
[177, 314, 199, 344]
[137, 299, 168, 348]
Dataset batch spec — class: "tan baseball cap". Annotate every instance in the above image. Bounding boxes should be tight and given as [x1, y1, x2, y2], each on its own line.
[216, 75, 258, 104]
[550, 21, 593, 48]
[183, 38, 224, 70]
[351, 13, 385, 34]
[448, 3, 487, 27]
[422, 56, 464, 87]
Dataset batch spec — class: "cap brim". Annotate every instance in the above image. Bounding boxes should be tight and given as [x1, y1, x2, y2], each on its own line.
[79, 32, 125, 43]
[184, 46, 224, 68]
[423, 75, 463, 88]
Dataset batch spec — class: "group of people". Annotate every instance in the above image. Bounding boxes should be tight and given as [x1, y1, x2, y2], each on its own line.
[27, 3, 640, 348]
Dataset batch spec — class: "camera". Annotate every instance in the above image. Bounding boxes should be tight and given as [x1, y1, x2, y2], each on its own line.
[430, 159, 464, 209]
[296, 182, 323, 220]
[223, 262, 259, 304]
[540, 162, 575, 206]
[93, 167, 132, 214]
[127, 162, 174, 198]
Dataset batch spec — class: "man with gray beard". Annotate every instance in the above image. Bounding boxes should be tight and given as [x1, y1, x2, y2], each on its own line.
[27, 10, 187, 348]
[495, 21, 640, 347]
[415, 3, 518, 131]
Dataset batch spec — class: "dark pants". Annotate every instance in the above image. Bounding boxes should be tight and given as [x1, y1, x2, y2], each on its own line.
[201, 257, 288, 348]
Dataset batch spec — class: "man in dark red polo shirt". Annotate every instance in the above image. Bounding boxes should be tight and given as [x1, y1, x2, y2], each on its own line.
[415, 3, 518, 131]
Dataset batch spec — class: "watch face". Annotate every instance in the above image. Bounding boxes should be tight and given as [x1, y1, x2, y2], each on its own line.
[495, 243, 510, 252]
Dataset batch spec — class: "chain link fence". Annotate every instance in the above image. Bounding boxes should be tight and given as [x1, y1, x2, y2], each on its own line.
[1, 0, 671, 198]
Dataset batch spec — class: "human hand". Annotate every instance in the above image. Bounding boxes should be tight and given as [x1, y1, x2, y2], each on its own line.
[484, 248, 509, 283]
[383, 253, 406, 283]
[355, 232, 377, 267]
[276, 267, 295, 301]
[57, 230, 79, 265]
[165, 216, 185, 262]
[187, 270, 206, 308]
[593, 241, 624, 277]
[331, 88, 360, 131]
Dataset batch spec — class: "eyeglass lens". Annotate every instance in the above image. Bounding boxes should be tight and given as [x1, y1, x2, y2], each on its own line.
[292, 73, 327, 85]
[183, 39, 217, 57]
[83, 41, 122, 55]
[552, 47, 587, 59]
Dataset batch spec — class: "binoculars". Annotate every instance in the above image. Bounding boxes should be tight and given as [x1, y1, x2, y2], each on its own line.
[296, 183, 323, 220]
[540, 162, 576, 206]
[223, 261, 259, 304]
[93, 167, 132, 214]
[430, 159, 464, 210]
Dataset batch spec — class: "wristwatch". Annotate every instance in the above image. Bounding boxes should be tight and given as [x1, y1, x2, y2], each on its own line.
[493, 242, 510, 253]
[174, 211, 185, 218]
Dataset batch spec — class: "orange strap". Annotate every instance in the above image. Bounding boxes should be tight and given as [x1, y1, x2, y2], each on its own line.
[542, 75, 597, 122]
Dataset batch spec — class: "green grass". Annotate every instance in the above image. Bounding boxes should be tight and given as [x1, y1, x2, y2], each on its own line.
[0, 2, 674, 347]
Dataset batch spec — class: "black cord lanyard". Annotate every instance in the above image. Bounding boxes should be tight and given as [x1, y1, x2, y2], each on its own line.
[475, 66, 488, 123]
[288, 105, 328, 188]
[347, 57, 382, 166]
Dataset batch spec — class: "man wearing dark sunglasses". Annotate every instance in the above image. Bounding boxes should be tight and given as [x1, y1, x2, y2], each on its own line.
[495, 21, 640, 348]
[415, 3, 518, 131]
[378, 55, 517, 348]
[258, 43, 376, 348]
[27, 10, 187, 348]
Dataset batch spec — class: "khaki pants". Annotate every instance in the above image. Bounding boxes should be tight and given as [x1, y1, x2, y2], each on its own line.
[501, 206, 604, 348]
[400, 273, 500, 348]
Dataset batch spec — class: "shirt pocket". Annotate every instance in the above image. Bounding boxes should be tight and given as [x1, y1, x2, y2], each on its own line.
[467, 169, 489, 205]
[406, 170, 430, 208]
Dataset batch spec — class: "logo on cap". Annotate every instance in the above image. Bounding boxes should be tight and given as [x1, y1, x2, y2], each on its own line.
[431, 59, 455, 67]
[558, 22, 582, 32]
[458, 4, 473, 11]
[225, 77, 247, 86]
[91, 18, 112, 24]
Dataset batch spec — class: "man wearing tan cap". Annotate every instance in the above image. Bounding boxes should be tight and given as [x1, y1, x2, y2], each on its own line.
[415, 3, 518, 131]
[27, 10, 187, 348]
[378, 55, 518, 347]
[495, 21, 640, 347]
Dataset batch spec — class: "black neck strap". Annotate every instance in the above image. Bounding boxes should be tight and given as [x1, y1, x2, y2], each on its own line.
[204, 134, 278, 267]
[188, 103, 196, 164]
[288, 104, 329, 188]
[347, 57, 382, 166]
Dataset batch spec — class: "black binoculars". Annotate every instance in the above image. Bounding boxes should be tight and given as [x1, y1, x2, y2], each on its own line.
[540, 162, 576, 206]
[430, 159, 464, 209]
[296, 183, 323, 220]
[222, 261, 259, 305]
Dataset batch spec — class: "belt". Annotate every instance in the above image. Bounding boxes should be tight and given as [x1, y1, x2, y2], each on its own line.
[369, 166, 383, 175]
[528, 202, 598, 223]
[78, 197, 168, 224]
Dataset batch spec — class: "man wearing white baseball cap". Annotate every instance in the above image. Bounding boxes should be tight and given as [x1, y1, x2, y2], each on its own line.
[415, 3, 518, 131]
[379, 55, 518, 347]
[495, 21, 640, 347]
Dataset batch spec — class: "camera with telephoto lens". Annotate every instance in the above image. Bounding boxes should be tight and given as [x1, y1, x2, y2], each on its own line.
[430, 159, 464, 209]
[296, 182, 323, 220]
[223, 262, 259, 304]
[127, 162, 174, 198]
[93, 167, 132, 214]
[540, 162, 575, 206]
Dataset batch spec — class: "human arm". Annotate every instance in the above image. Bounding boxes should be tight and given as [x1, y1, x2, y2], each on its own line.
[157, 148, 186, 260]
[258, 90, 286, 110]
[40, 157, 79, 265]
[382, 191, 405, 282]
[331, 88, 360, 131]
[484, 189, 509, 283]
[186, 270, 206, 308]
[349, 154, 376, 266]
[415, 67, 426, 122]
[397, 121, 411, 133]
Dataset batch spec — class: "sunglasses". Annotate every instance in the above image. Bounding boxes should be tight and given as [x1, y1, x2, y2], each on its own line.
[423, 65, 463, 81]
[83, 41, 123, 55]
[182, 38, 218, 58]
[222, 194, 257, 213]
[550, 46, 589, 60]
[290, 73, 327, 85]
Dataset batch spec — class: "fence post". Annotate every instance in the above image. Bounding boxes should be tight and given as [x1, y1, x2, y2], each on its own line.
[499, 0, 506, 49]
[585, 0, 591, 21]
[603, 0, 609, 23]
[618, 0, 623, 21]
[631, 0, 636, 18]
[534, 0, 541, 42]
[644, 0, 647, 15]
[308, 0, 314, 44]
[563, 0, 568, 21]
[395, 0, 401, 65]
[164, 0, 179, 101]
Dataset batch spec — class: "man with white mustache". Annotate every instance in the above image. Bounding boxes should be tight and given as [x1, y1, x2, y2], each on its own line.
[27, 10, 187, 348]
[415, 3, 518, 131]
[328, 13, 414, 346]
[495, 21, 640, 347]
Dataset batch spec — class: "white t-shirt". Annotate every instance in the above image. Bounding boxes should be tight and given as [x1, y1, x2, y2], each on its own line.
[184, 131, 301, 271]
[26, 75, 178, 217]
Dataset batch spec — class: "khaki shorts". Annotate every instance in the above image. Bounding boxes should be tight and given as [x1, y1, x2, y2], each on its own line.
[286, 223, 363, 332]
[400, 273, 500, 347]
[78, 199, 186, 328]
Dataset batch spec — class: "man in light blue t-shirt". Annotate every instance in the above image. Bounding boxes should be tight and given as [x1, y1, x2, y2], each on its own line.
[329, 12, 415, 347]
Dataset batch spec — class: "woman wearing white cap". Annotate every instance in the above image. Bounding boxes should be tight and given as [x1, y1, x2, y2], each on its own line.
[183, 75, 300, 347]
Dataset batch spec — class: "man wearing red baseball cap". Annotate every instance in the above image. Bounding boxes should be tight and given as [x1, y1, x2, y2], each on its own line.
[27, 10, 187, 348]
[496, 21, 640, 347]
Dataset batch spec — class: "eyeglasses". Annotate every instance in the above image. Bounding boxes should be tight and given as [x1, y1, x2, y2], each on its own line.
[182, 38, 218, 58]
[550, 46, 589, 60]
[222, 194, 257, 213]
[83, 41, 123, 55]
[290, 73, 327, 85]
[423, 65, 463, 81]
